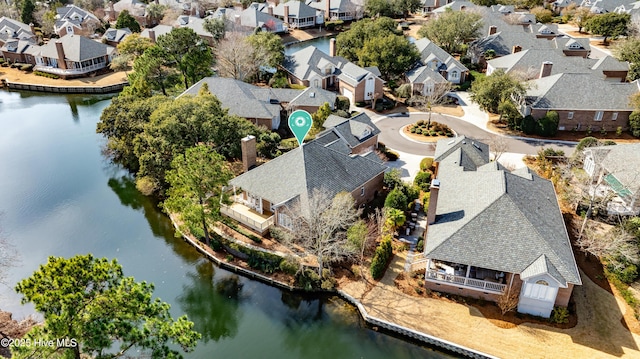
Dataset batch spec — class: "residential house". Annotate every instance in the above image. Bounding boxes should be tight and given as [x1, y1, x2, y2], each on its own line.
[320, 113, 380, 154]
[1, 39, 37, 63]
[102, 27, 131, 47]
[486, 48, 597, 79]
[238, 3, 287, 33]
[283, 41, 384, 104]
[432, 0, 480, 15]
[54, 5, 101, 37]
[0, 17, 36, 47]
[140, 24, 174, 43]
[469, 25, 556, 65]
[181, 77, 337, 130]
[223, 114, 386, 234]
[266, 2, 321, 28]
[519, 72, 639, 131]
[413, 38, 469, 84]
[29, 34, 115, 79]
[591, 55, 631, 82]
[583, 143, 640, 216]
[551, 36, 590, 58]
[405, 65, 449, 96]
[106, 0, 148, 26]
[176, 15, 215, 45]
[422, 136, 581, 318]
[421, 0, 454, 13]
[306, 0, 363, 21]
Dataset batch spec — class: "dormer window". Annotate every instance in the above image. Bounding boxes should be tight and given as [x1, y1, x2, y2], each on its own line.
[66, 26, 73, 34]
[324, 65, 332, 75]
[568, 42, 582, 49]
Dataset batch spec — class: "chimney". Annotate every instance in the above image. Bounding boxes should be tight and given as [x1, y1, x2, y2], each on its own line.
[512, 45, 522, 53]
[55, 41, 67, 70]
[241, 135, 257, 172]
[325, 0, 330, 21]
[109, 1, 116, 21]
[148, 29, 156, 43]
[284, 5, 289, 22]
[29, 23, 35, 35]
[268, 5, 273, 16]
[426, 179, 440, 225]
[488, 26, 497, 35]
[539, 61, 553, 78]
[432, 161, 439, 178]
[329, 37, 336, 57]
[234, 14, 241, 25]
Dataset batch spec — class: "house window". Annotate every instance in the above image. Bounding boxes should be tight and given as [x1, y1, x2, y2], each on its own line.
[360, 187, 365, 196]
[449, 71, 459, 80]
[278, 212, 293, 230]
[594, 111, 603, 121]
[313, 79, 319, 88]
[612, 112, 618, 121]
[567, 112, 574, 119]
[66, 26, 73, 34]
[523, 281, 557, 301]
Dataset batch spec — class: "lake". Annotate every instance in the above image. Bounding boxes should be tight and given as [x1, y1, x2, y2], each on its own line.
[0, 89, 454, 358]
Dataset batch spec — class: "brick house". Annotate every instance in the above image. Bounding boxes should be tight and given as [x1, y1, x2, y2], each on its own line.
[54, 5, 101, 37]
[222, 113, 386, 234]
[419, 137, 581, 318]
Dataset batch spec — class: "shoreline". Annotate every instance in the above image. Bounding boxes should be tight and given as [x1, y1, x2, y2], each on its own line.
[0, 68, 128, 94]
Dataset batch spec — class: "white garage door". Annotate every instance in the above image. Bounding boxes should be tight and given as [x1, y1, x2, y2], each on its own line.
[342, 88, 354, 105]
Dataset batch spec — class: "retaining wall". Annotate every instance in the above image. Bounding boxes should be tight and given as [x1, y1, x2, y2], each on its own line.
[4, 81, 127, 94]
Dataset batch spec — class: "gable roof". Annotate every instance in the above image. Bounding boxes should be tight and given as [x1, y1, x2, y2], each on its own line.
[32, 34, 114, 62]
[414, 38, 468, 73]
[287, 87, 337, 108]
[487, 48, 597, 78]
[140, 24, 174, 39]
[0, 17, 34, 43]
[321, 112, 380, 148]
[113, 0, 147, 16]
[241, 4, 285, 31]
[271, 1, 318, 18]
[406, 64, 448, 84]
[433, 1, 480, 13]
[55, 5, 99, 30]
[525, 73, 639, 110]
[472, 28, 555, 57]
[102, 27, 131, 42]
[591, 55, 630, 72]
[306, 0, 358, 13]
[1, 38, 36, 54]
[176, 16, 211, 38]
[229, 132, 387, 205]
[283, 45, 381, 86]
[552, 36, 590, 52]
[425, 136, 581, 286]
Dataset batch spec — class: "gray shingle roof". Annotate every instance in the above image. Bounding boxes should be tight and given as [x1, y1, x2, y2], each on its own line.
[102, 28, 131, 42]
[182, 77, 280, 120]
[585, 143, 640, 194]
[592, 55, 630, 72]
[306, 0, 357, 13]
[406, 65, 448, 84]
[0, 17, 34, 43]
[55, 5, 99, 30]
[140, 24, 174, 39]
[425, 136, 581, 285]
[113, 0, 147, 17]
[34, 34, 114, 62]
[321, 112, 379, 149]
[521, 254, 566, 286]
[526, 73, 639, 110]
[414, 38, 468, 73]
[176, 16, 211, 38]
[271, 1, 318, 18]
[433, 1, 479, 12]
[288, 87, 337, 108]
[487, 48, 597, 78]
[0, 39, 35, 54]
[471, 28, 555, 57]
[229, 132, 387, 205]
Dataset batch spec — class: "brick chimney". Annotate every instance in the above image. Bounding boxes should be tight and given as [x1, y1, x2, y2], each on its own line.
[427, 179, 440, 225]
[512, 45, 522, 53]
[329, 37, 336, 57]
[325, 0, 330, 21]
[55, 41, 67, 70]
[488, 26, 497, 35]
[109, 1, 116, 21]
[268, 5, 273, 16]
[148, 29, 156, 43]
[29, 23, 35, 35]
[284, 5, 289, 23]
[539, 61, 553, 78]
[241, 135, 257, 172]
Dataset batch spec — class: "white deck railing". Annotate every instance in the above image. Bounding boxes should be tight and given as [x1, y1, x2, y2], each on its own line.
[35, 63, 107, 75]
[220, 205, 274, 234]
[426, 269, 506, 293]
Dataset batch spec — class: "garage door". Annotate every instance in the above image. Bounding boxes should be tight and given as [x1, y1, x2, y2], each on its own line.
[342, 88, 354, 105]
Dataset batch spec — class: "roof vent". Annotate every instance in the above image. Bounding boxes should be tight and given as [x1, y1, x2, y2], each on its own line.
[309, 92, 315, 98]
[472, 142, 481, 150]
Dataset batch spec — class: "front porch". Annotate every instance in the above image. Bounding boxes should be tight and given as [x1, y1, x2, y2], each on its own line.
[220, 202, 274, 235]
[425, 259, 507, 293]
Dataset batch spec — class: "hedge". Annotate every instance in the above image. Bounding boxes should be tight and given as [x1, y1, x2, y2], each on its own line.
[370, 236, 393, 279]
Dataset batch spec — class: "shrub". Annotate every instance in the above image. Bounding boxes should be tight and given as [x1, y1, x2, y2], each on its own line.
[370, 236, 393, 279]
[420, 158, 434, 171]
[423, 131, 430, 136]
[416, 119, 425, 126]
[336, 95, 350, 111]
[414, 171, 432, 191]
[34, 71, 60, 79]
[20, 64, 33, 72]
[296, 269, 321, 291]
[415, 128, 422, 135]
[279, 138, 299, 150]
[616, 126, 623, 136]
[521, 115, 536, 135]
[279, 258, 300, 275]
[416, 239, 424, 252]
[333, 109, 350, 118]
[395, 83, 412, 99]
[404, 185, 420, 204]
[355, 101, 367, 107]
[575, 137, 600, 151]
[289, 84, 306, 89]
[549, 307, 569, 324]
[535, 111, 559, 137]
[385, 187, 408, 210]
[385, 150, 399, 161]
[422, 192, 431, 209]
[325, 20, 344, 30]
[410, 127, 416, 133]
[630, 111, 640, 137]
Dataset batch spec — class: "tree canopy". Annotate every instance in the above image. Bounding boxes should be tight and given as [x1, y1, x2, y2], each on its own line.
[469, 69, 527, 114]
[204, 17, 226, 43]
[115, 9, 141, 32]
[335, 17, 418, 79]
[365, 0, 421, 18]
[585, 12, 630, 43]
[14, 254, 201, 359]
[417, 8, 483, 54]
[157, 27, 213, 89]
[164, 145, 233, 246]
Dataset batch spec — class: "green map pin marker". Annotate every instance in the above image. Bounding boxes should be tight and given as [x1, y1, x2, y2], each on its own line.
[288, 110, 313, 147]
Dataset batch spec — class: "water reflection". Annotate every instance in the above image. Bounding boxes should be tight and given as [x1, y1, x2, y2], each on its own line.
[178, 261, 242, 343]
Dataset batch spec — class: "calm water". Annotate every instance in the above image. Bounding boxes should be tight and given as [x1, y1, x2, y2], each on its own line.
[285, 36, 334, 56]
[0, 90, 454, 358]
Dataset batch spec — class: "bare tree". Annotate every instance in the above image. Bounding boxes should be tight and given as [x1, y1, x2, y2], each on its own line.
[488, 135, 508, 162]
[576, 223, 640, 270]
[409, 82, 454, 127]
[497, 286, 520, 316]
[216, 31, 259, 81]
[282, 188, 362, 276]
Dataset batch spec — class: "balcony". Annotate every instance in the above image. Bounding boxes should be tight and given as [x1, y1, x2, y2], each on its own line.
[426, 269, 507, 293]
[34, 63, 107, 76]
[221, 202, 274, 235]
